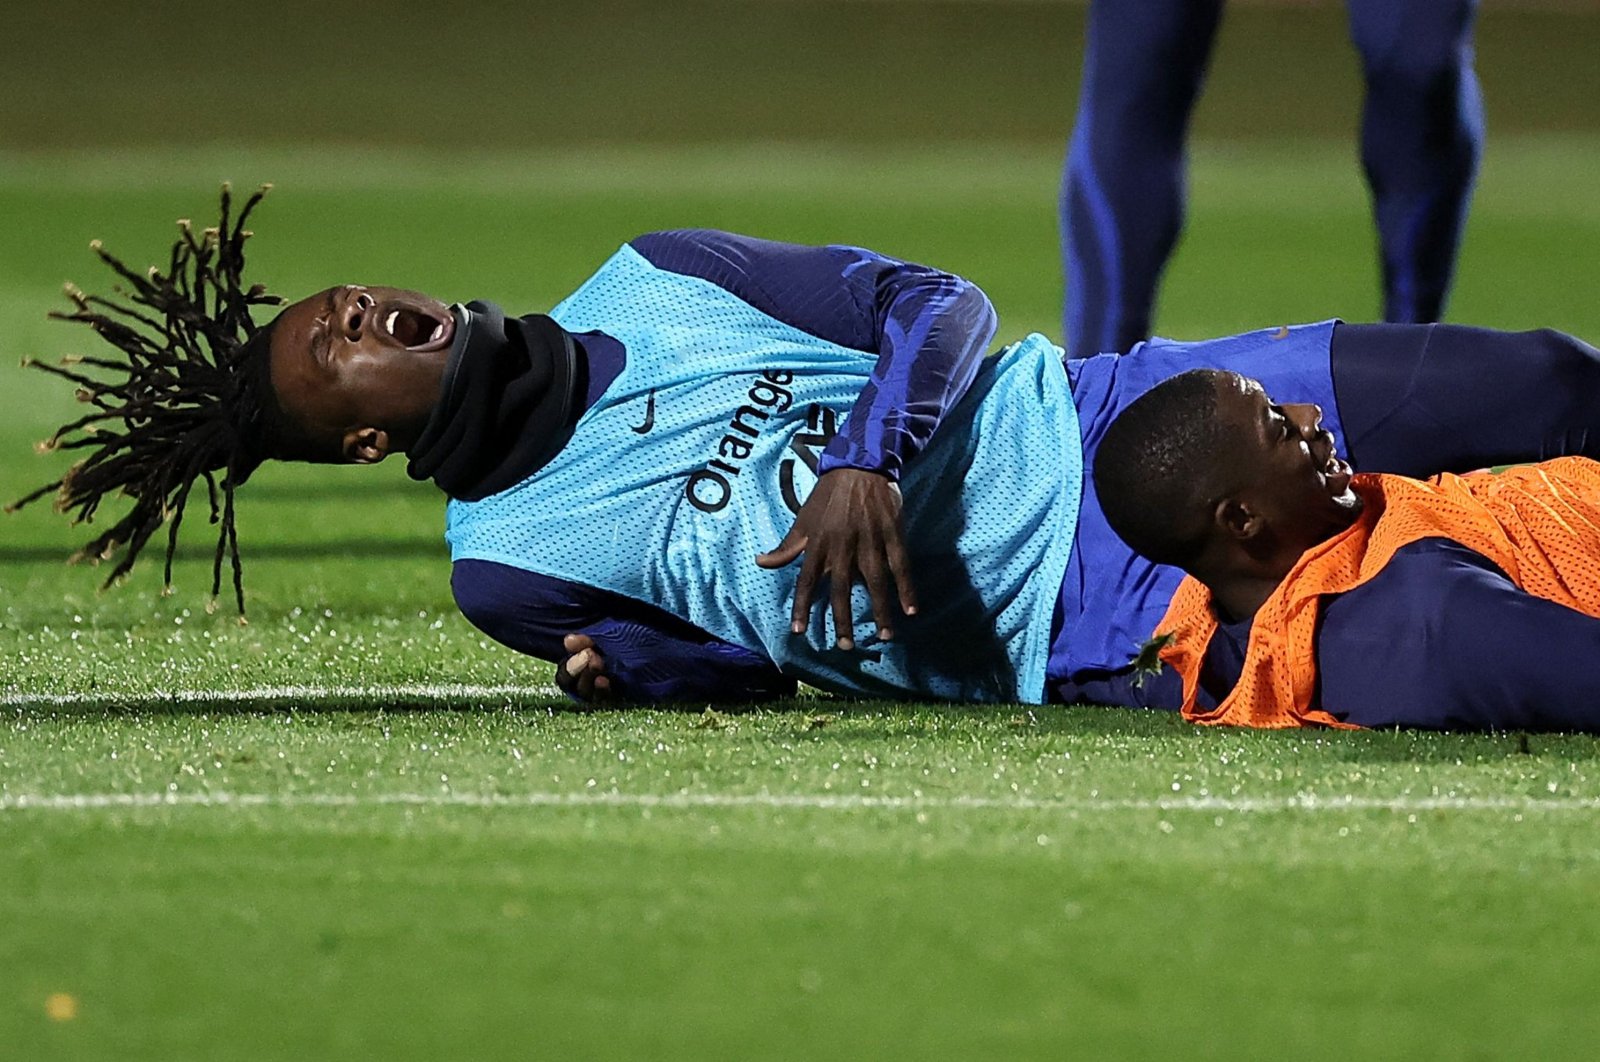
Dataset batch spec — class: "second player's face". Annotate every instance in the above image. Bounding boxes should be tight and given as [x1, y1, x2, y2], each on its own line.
[266, 284, 456, 458]
[1212, 372, 1364, 554]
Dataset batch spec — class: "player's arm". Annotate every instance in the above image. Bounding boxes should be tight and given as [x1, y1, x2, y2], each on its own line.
[631, 228, 998, 476]
[631, 229, 1000, 647]
[452, 560, 797, 704]
[1317, 540, 1600, 731]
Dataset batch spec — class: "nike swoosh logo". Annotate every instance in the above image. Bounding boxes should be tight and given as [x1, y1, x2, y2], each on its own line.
[630, 389, 657, 434]
[1272, 326, 1291, 340]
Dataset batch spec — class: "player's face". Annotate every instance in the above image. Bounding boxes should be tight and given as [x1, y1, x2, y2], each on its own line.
[1214, 372, 1363, 551]
[267, 285, 455, 459]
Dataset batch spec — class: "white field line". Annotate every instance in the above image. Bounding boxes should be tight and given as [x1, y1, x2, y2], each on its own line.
[0, 683, 559, 709]
[2, 790, 1599, 815]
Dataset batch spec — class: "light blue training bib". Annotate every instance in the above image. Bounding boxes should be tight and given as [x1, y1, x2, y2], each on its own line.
[446, 245, 1082, 703]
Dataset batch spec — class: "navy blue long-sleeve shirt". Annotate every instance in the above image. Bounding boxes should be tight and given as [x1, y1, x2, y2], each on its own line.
[1196, 538, 1600, 732]
[452, 229, 997, 701]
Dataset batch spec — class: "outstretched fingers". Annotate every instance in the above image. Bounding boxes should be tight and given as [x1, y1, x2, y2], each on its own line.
[830, 548, 856, 650]
[789, 548, 823, 635]
[755, 528, 808, 571]
[757, 468, 917, 650]
[885, 529, 918, 618]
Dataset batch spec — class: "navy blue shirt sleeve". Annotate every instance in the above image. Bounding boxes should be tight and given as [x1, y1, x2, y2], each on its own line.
[1316, 540, 1600, 732]
[629, 229, 998, 481]
[452, 559, 797, 704]
[1200, 539, 1600, 731]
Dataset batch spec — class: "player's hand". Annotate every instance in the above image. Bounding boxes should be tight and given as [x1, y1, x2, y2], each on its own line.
[755, 467, 917, 650]
[557, 634, 613, 702]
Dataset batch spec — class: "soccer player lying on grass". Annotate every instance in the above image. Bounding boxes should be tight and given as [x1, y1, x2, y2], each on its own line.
[1093, 369, 1600, 732]
[17, 186, 1600, 710]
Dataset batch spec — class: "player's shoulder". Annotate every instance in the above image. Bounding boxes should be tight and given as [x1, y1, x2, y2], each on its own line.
[628, 228, 752, 256]
[629, 228, 868, 262]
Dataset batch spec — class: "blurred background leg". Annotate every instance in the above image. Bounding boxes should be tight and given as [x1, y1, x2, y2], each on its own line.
[1060, 0, 1225, 357]
[1349, 0, 1484, 324]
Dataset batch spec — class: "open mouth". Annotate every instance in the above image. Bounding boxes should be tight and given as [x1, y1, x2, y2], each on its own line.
[1319, 439, 1353, 496]
[381, 305, 454, 351]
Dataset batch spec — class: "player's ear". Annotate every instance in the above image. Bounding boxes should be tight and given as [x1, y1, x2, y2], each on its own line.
[343, 427, 391, 464]
[1213, 496, 1262, 542]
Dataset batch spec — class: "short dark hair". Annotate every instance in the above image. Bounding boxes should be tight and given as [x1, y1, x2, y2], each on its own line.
[8, 184, 285, 614]
[1091, 368, 1244, 568]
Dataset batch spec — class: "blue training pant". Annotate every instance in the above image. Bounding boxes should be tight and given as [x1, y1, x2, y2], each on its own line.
[1060, 0, 1484, 358]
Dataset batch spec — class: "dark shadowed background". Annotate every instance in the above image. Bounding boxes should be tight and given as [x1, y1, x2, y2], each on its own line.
[3, 0, 1597, 148]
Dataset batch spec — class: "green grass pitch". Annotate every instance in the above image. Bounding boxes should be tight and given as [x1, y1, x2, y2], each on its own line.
[4, 139, 1600, 1059]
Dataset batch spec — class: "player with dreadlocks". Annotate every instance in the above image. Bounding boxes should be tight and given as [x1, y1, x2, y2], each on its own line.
[17, 186, 1600, 711]
[10, 185, 285, 614]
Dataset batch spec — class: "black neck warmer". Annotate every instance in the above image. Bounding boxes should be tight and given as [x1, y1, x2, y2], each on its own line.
[405, 301, 581, 501]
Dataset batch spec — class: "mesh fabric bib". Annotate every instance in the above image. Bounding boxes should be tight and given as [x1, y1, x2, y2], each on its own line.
[446, 246, 1082, 703]
[1160, 457, 1600, 727]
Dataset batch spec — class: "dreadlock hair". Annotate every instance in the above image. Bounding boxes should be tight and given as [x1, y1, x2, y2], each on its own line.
[7, 183, 288, 616]
[1091, 368, 1247, 569]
